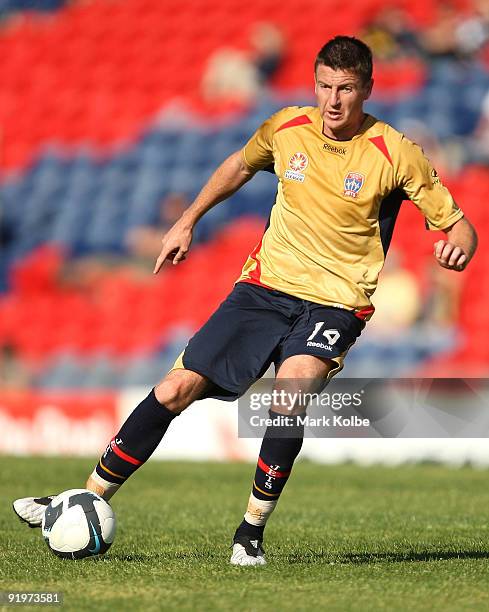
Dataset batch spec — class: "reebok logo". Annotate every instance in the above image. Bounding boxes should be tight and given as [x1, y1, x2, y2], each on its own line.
[323, 142, 347, 156]
[306, 341, 333, 351]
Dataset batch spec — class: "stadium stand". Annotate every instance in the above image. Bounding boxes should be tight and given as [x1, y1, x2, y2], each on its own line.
[0, 0, 65, 18]
[0, 0, 488, 386]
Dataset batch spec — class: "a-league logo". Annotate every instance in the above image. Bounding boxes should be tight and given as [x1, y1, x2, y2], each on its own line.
[289, 152, 308, 172]
[285, 152, 308, 183]
[344, 172, 365, 198]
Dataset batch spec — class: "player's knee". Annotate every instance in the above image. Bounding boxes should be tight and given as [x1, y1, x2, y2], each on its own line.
[154, 370, 203, 413]
[154, 376, 190, 413]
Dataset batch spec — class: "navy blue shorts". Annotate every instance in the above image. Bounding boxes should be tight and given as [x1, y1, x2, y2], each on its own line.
[174, 282, 365, 401]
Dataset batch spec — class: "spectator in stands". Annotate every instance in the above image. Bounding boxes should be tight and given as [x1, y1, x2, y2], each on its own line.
[126, 193, 190, 265]
[0, 202, 15, 292]
[362, 7, 422, 61]
[454, 0, 489, 59]
[366, 251, 459, 365]
[58, 192, 191, 292]
[202, 22, 284, 104]
[419, 5, 460, 61]
[398, 118, 463, 175]
[367, 250, 421, 337]
[468, 89, 489, 163]
[250, 22, 285, 85]
[420, 2, 489, 62]
[422, 263, 463, 328]
[0, 343, 32, 389]
[202, 48, 261, 104]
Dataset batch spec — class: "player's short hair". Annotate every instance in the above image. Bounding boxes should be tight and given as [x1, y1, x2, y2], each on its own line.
[315, 36, 373, 84]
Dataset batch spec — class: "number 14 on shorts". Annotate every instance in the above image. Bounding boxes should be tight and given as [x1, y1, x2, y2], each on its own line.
[307, 322, 340, 346]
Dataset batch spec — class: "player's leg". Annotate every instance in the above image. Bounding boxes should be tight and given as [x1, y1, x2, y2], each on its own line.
[14, 283, 290, 528]
[230, 354, 334, 566]
[86, 368, 212, 499]
[231, 300, 365, 565]
[12, 369, 212, 527]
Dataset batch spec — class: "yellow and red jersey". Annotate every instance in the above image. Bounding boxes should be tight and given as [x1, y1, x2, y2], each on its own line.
[238, 105, 463, 318]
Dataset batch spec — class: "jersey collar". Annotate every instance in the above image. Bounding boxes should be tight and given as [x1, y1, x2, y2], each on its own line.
[310, 107, 377, 143]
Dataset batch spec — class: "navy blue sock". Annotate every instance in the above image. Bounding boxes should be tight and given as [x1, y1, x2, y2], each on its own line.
[95, 389, 177, 485]
[252, 412, 304, 501]
[235, 411, 304, 541]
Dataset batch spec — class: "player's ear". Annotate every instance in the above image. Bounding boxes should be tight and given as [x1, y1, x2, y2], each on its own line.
[364, 78, 374, 100]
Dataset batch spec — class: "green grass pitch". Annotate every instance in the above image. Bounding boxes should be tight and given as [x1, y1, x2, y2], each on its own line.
[2, 456, 489, 611]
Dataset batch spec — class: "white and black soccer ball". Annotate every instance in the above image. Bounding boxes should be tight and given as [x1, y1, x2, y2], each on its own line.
[41, 489, 116, 559]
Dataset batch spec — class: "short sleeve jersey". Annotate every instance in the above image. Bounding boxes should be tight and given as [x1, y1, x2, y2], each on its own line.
[238, 106, 463, 318]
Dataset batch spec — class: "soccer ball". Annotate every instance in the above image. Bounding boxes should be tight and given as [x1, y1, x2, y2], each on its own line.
[41, 489, 116, 559]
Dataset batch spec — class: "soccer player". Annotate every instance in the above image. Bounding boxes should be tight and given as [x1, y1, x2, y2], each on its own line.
[13, 36, 477, 566]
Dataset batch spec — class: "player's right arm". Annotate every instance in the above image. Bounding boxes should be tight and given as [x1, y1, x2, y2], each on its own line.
[154, 110, 280, 273]
[153, 150, 255, 273]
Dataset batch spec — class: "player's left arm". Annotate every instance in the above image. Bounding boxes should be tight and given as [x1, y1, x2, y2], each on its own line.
[434, 216, 478, 272]
[397, 136, 477, 273]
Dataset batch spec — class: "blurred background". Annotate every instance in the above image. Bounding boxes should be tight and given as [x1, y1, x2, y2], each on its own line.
[0, 0, 488, 461]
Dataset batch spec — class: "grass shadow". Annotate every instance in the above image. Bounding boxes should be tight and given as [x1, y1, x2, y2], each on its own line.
[285, 549, 489, 564]
[340, 550, 489, 564]
[107, 550, 222, 563]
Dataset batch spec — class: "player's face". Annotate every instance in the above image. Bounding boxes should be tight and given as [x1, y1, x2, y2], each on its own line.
[315, 65, 373, 140]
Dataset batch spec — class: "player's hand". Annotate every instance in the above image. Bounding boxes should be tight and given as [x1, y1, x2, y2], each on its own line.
[153, 222, 193, 274]
[433, 239, 467, 272]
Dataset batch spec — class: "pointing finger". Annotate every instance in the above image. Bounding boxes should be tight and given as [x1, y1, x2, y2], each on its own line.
[153, 245, 174, 274]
